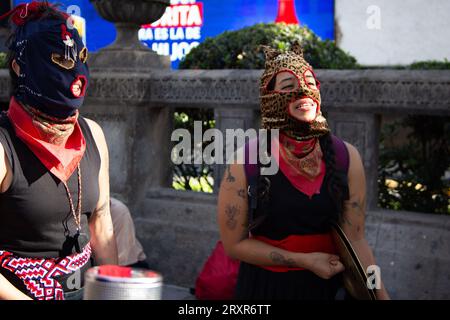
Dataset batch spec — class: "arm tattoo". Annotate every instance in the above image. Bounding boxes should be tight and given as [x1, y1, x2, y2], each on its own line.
[342, 216, 353, 227]
[225, 204, 239, 230]
[237, 188, 246, 199]
[94, 201, 109, 217]
[226, 165, 235, 183]
[345, 196, 365, 217]
[269, 252, 297, 268]
[343, 197, 366, 232]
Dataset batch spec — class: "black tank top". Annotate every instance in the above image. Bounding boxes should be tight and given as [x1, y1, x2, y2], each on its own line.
[0, 114, 100, 258]
[236, 139, 349, 299]
[251, 170, 338, 239]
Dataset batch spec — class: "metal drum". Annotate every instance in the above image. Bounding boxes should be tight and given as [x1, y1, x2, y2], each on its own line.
[83, 265, 163, 300]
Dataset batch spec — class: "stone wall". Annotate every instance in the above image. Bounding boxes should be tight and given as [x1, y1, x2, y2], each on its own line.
[0, 68, 449, 299]
[137, 188, 450, 300]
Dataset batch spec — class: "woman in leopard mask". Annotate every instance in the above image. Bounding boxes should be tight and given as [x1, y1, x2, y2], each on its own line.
[217, 43, 389, 300]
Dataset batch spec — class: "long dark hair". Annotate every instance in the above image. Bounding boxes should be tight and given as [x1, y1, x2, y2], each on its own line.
[319, 132, 348, 221]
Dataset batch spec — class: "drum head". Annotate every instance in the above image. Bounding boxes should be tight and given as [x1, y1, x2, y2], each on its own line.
[330, 223, 377, 300]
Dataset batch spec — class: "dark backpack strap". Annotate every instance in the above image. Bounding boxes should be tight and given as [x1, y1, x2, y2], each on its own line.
[244, 139, 260, 217]
[331, 135, 350, 173]
[244, 134, 274, 230]
[331, 135, 350, 200]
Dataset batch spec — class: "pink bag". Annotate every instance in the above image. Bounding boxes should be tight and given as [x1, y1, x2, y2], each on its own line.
[195, 241, 240, 300]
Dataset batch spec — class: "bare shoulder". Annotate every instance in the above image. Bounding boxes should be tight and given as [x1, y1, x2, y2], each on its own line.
[343, 141, 363, 164]
[83, 117, 108, 156]
[343, 141, 358, 157]
[84, 117, 104, 140]
[343, 141, 365, 182]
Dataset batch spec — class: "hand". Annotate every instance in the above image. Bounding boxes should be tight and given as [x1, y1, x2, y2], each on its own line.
[306, 252, 345, 280]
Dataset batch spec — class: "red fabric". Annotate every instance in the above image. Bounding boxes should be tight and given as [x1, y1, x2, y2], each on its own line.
[0, 2, 68, 26]
[253, 233, 338, 272]
[98, 265, 133, 278]
[272, 133, 326, 199]
[7, 97, 86, 182]
[195, 241, 240, 300]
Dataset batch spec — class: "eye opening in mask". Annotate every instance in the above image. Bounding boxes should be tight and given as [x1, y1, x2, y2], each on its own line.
[80, 47, 88, 63]
[51, 53, 75, 70]
[303, 69, 320, 90]
[265, 69, 301, 93]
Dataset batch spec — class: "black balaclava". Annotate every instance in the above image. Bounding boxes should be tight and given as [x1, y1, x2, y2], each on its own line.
[4, 1, 89, 119]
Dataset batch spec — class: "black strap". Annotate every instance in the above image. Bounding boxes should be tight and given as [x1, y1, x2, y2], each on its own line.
[246, 132, 272, 230]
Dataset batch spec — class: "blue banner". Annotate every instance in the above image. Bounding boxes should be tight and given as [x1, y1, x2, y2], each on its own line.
[13, 0, 334, 69]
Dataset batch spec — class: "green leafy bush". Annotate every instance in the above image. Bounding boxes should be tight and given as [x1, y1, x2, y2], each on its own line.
[172, 108, 215, 193]
[409, 59, 450, 70]
[179, 23, 358, 69]
[0, 52, 6, 69]
[378, 116, 450, 214]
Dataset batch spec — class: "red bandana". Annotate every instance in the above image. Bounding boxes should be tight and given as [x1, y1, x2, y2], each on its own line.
[272, 133, 326, 199]
[7, 97, 86, 182]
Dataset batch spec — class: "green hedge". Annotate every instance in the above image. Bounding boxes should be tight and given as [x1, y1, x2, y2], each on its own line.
[179, 23, 358, 69]
[409, 59, 450, 70]
[179, 22, 450, 70]
[0, 52, 6, 69]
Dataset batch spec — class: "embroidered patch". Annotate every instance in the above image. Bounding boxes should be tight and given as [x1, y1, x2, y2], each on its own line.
[60, 24, 78, 62]
[80, 47, 88, 63]
[0, 244, 92, 300]
[51, 53, 75, 70]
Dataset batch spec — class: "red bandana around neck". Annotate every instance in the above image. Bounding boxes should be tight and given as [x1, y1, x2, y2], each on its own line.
[7, 97, 86, 182]
[272, 133, 326, 199]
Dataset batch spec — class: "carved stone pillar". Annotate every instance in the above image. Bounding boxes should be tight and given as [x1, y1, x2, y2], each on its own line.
[327, 111, 381, 211]
[213, 107, 257, 193]
[86, 0, 172, 215]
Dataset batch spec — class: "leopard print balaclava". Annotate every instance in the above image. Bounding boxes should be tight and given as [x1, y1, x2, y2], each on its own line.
[260, 43, 330, 140]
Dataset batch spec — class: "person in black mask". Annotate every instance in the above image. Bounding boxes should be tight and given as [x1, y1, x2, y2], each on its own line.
[0, 1, 118, 300]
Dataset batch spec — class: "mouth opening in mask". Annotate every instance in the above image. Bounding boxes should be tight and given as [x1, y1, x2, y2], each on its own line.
[71, 75, 87, 98]
[287, 96, 320, 124]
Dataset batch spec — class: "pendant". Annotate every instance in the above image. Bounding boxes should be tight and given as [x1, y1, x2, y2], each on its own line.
[74, 230, 89, 253]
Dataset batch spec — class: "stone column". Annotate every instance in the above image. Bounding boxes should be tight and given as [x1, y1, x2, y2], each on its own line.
[327, 111, 381, 211]
[214, 107, 257, 193]
[87, 0, 172, 215]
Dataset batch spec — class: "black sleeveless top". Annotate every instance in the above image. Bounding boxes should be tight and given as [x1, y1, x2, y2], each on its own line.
[251, 171, 338, 239]
[235, 138, 350, 300]
[0, 114, 100, 258]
